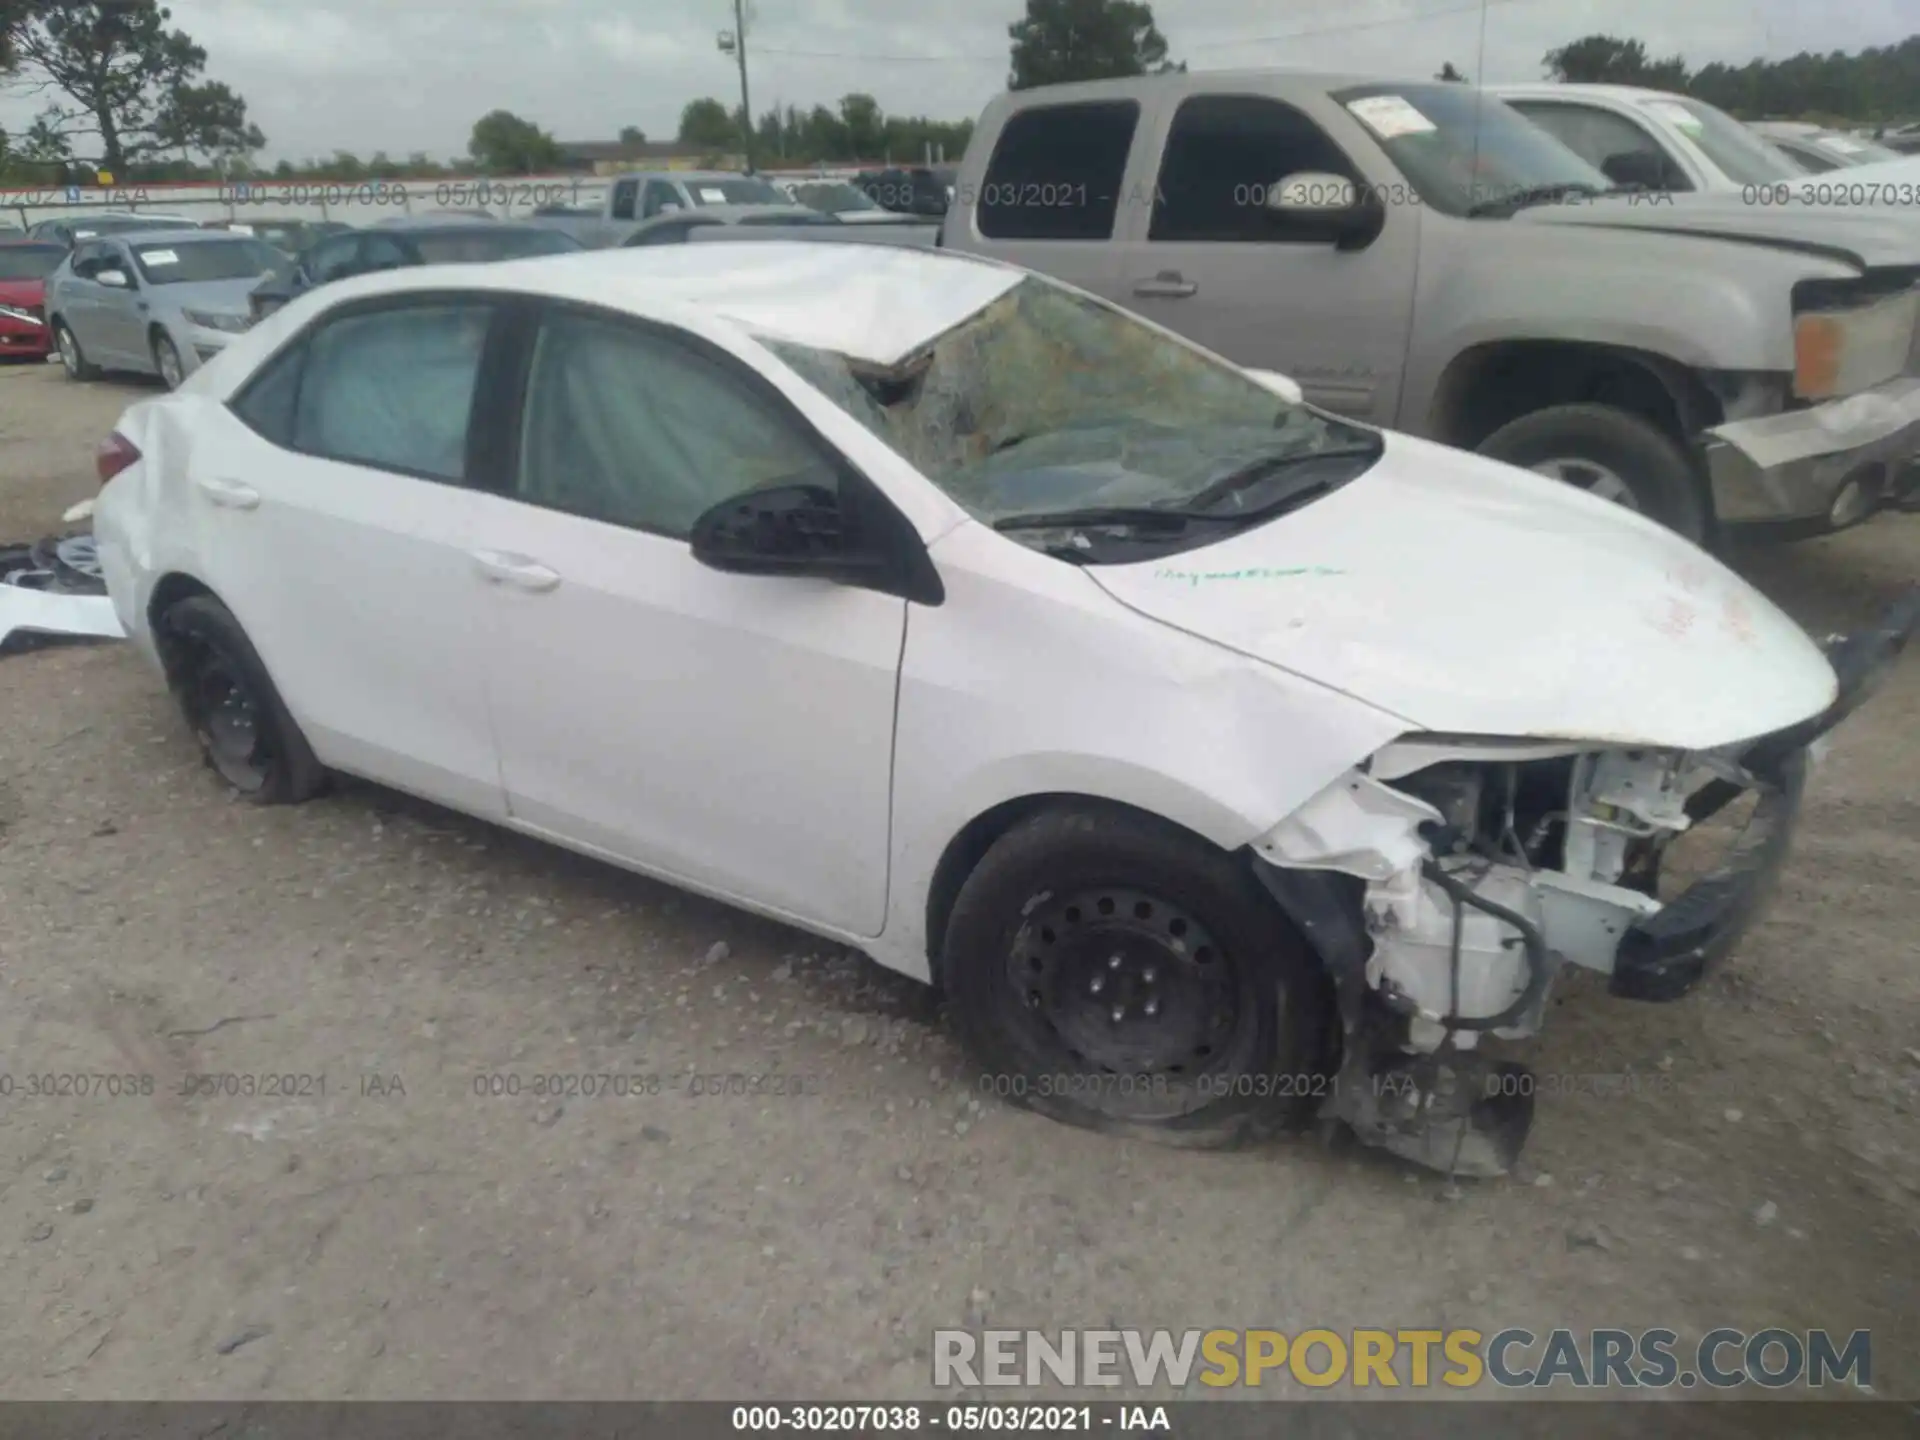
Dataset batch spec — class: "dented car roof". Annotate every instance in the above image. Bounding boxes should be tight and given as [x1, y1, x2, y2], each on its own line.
[234, 242, 1027, 371]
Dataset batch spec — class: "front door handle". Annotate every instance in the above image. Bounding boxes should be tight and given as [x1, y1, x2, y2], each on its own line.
[1133, 271, 1198, 298]
[470, 549, 561, 593]
[195, 476, 260, 509]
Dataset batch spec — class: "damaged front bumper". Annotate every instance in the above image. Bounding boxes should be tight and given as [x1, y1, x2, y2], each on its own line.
[1703, 375, 1920, 530]
[1254, 584, 1920, 1176]
[1621, 583, 1920, 997]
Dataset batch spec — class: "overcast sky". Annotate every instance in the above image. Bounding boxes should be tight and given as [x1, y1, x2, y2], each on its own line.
[3, 0, 1915, 162]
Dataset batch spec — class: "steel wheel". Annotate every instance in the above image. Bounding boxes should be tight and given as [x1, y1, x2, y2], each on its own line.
[1529, 456, 1640, 509]
[188, 647, 271, 793]
[1003, 884, 1263, 1122]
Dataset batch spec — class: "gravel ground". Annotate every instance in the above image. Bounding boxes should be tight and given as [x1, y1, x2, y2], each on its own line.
[1, 358, 1916, 1401]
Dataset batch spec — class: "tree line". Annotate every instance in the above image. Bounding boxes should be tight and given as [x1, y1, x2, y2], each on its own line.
[2, 0, 1915, 188]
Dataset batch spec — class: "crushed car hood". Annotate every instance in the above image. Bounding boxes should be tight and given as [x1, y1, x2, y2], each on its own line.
[1087, 431, 1838, 750]
[1515, 193, 1920, 270]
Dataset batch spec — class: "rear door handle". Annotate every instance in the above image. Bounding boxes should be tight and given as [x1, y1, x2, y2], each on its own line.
[1133, 272, 1198, 298]
[195, 476, 260, 510]
[470, 549, 561, 593]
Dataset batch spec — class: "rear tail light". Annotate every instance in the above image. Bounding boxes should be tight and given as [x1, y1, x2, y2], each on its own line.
[96, 431, 140, 486]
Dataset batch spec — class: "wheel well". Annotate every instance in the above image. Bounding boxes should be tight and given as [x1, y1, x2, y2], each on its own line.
[147, 573, 216, 679]
[1429, 341, 1722, 452]
[922, 792, 1235, 987]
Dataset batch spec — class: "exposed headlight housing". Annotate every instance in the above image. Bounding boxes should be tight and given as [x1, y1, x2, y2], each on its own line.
[1793, 286, 1919, 400]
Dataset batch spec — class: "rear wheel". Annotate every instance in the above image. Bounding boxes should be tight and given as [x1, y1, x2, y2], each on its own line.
[159, 595, 325, 804]
[1477, 402, 1709, 543]
[54, 321, 98, 381]
[942, 804, 1333, 1146]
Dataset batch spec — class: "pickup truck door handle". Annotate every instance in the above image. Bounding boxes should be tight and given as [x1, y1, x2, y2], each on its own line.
[470, 550, 562, 593]
[1133, 271, 1198, 298]
[195, 476, 260, 510]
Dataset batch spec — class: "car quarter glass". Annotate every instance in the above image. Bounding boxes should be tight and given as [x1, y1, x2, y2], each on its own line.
[514, 307, 839, 535]
[290, 302, 492, 481]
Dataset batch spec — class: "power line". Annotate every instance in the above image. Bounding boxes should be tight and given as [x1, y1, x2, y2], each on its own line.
[751, 0, 1541, 63]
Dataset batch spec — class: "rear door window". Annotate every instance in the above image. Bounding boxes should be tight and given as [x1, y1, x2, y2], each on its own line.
[978, 100, 1139, 240]
[290, 301, 494, 481]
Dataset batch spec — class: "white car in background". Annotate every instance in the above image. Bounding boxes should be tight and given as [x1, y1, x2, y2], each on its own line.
[781, 179, 912, 224]
[1490, 83, 1815, 194]
[1749, 122, 1906, 174]
[1494, 84, 1920, 207]
[87, 243, 1915, 1177]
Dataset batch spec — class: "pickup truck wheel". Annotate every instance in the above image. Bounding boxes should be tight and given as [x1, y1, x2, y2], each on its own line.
[1477, 403, 1709, 543]
[158, 595, 326, 804]
[942, 804, 1333, 1148]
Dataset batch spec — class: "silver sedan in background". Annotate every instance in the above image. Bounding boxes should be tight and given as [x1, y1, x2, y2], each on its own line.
[45, 229, 287, 389]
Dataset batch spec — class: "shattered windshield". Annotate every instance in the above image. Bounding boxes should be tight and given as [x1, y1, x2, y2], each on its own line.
[765, 277, 1377, 543]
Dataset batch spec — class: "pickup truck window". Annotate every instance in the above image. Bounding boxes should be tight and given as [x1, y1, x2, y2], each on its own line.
[1505, 101, 1692, 191]
[1150, 95, 1363, 244]
[1331, 83, 1611, 217]
[979, 100, 1139, 241]
[611, 179, 639, 221]
[642, 181, 679, 218]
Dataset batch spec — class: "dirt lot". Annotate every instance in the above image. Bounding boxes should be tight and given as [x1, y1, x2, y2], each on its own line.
[0, 358, 1916, 1402]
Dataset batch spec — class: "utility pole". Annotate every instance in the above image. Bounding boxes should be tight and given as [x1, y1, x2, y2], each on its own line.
[732, 0, 755, 173]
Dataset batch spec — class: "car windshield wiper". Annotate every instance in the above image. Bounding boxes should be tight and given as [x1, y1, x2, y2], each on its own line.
[1465, 181, 1606, 218]
[992, 505, 1244, 535]
[1181, 441, 1384, 513]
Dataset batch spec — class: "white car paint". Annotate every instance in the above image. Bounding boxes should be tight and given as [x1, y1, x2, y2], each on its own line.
[1490, 83, 1920, 211]
[1091, 427, 1837, 749]
[92, 243, 1846, 1174]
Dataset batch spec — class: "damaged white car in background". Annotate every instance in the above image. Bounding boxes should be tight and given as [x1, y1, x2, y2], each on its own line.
[90, 244, 1919, 1177]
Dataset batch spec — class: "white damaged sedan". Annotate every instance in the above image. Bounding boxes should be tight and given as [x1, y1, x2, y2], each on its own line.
[92, 243, 1918, 1176]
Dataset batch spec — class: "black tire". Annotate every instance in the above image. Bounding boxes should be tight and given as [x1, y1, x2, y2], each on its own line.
[942, 803, 1334, 1147]
[152, 331, 185, 391]
[53, 320, 98, 381]
[1477, 402, 1709, 543]
[158, 595, 325, 804]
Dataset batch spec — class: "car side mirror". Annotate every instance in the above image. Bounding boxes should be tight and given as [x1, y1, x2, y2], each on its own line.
[97, 268, 131, 288]
[1600, 150, 1669, 191]
[1265, 171, 1385, 250]
[689, 482, 887, 585]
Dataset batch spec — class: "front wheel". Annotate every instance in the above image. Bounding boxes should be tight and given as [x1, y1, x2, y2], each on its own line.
[152, 331, 185, 391]
[1477, 402, 1709, 543]
[942, 804, 1334, 1147]
[54, 320, 98, 381]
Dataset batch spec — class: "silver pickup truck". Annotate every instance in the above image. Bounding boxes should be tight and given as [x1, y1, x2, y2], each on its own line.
[939, 71, 1920, 545]
[526, 170, 797, 249]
